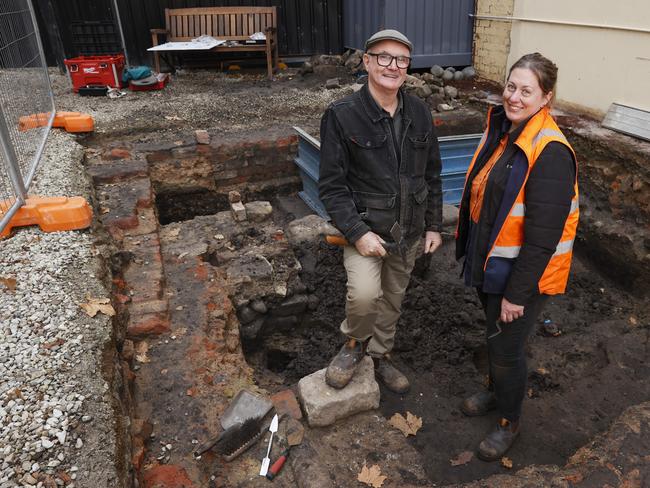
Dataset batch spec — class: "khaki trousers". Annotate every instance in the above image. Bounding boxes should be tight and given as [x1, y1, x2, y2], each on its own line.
[340, 239, 419, 357]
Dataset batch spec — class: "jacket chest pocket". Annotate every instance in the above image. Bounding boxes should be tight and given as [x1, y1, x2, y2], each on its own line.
[348, 134, 391, 179]
[408, 132, 430, 176]
[352, 190, 397, 237]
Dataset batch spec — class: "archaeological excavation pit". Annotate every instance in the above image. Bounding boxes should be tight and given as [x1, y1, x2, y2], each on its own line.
[83, 114, 649, 487]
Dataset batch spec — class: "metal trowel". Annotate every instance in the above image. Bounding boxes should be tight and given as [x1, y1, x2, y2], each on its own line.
[260, 414, 279, 476]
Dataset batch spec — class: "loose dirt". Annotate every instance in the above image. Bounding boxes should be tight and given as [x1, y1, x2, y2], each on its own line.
[247, 223, 649, 485]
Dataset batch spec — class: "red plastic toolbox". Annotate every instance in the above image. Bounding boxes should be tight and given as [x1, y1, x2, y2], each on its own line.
[129, 73, 170, 92]
[64, 54, 125, 93]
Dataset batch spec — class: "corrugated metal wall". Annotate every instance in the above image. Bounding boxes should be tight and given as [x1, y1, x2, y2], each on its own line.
[35, 0, 343, 67]
[344, 0, 475, 68]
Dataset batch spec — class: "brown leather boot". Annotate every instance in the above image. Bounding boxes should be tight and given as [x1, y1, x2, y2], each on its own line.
[325, 338, 367, 389]
[460, 390, 497, 417]
[373, 355, 410, 394]
[477, 417, 520, 461]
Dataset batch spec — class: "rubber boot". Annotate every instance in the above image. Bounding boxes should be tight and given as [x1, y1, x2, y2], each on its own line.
[460, 390, 497, 417]
[373, 355, 410, 394]
[477, 417, 520, 461]
[325, 338, 366, 389]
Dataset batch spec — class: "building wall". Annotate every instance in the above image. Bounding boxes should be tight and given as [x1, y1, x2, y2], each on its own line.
[474, 0, 650, 115]
[508, 0, 650, 115]
[472, 0, 514, 82]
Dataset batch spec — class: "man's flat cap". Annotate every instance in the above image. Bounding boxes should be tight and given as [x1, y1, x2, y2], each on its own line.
[365, 29, 413, 52]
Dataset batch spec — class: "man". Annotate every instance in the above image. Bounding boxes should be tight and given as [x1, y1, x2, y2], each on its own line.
[318, 29, 443, 393]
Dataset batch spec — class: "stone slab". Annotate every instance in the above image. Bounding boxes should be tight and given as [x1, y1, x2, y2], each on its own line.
[297, 356, 379, 427]
[244, 200, 272, 222]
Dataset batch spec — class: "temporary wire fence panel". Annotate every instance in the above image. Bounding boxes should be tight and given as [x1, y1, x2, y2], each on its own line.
[0, 0, 55, 232]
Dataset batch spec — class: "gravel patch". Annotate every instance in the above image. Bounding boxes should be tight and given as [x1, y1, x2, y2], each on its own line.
[51, 68, 352, 137]
[0, 130, 118, 487]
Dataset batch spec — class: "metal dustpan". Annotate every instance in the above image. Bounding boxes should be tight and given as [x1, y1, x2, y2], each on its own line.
[220, 389, 273, 430]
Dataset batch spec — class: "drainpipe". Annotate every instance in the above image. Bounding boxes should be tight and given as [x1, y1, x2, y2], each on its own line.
[469, 14, 650, 35]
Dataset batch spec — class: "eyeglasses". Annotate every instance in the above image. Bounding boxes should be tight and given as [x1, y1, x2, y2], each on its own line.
[367, 52, 411, 69]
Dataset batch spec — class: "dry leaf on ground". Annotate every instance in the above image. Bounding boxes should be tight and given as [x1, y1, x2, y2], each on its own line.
[389, 411, 422, 437]
[501, 457, 513, 469]
[357, 463, 387, 488]
[450, 450, 473, 466]
[0, 276, 17, 291]
[135, 342, 150, 363]
[80, 296, 115, 317]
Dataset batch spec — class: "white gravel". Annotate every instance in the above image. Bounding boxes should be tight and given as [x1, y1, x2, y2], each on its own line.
[0, 130, 118, 487]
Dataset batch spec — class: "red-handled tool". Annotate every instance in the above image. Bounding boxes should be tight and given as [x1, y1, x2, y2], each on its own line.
[265, 448, 290, 480]
[265, 418, 304, 481]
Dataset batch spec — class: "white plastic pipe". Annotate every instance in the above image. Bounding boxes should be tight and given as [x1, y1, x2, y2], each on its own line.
[469, 14, 650, 34]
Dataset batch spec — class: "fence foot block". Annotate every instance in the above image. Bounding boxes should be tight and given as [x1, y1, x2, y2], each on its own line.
[1, 196, 93, 238]
[18, 112, 94, 133]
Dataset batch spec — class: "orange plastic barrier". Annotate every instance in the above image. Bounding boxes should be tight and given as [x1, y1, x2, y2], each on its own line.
[18, 112, 94, 133]
[0, 196, 93, 239]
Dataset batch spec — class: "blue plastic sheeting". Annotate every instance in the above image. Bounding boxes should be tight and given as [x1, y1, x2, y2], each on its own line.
[293, 127, 482, 220]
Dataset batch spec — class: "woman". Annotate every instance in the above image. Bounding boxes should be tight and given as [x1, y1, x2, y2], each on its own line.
[455, 53, 579, 461]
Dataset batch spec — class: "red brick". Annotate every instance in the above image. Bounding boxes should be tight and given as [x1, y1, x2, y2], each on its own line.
[271, 389, 302, 420]
[106, 215, 139, 231]
[131, 418, 153, 437]
[276, 135, 298, 150]
[127, 313, 170, 338]
[143, 465, 194, 488]
[131, 438, 145, 471]
[108, 148, 132, 159]
[129, 283, 164, 304]
[129, 299, 168, 316]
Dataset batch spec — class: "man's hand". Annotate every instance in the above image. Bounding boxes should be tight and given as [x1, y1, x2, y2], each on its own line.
[423, 231, 442, 254]
[355, 231, 387, 257]
[500, 297, 524, 323]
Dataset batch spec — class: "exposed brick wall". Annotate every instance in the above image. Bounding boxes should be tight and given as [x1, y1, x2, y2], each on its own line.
[473, 0, 515, 83]
[144, 135, 300, 197]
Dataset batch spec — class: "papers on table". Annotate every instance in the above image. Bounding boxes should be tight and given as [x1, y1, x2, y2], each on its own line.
[148, 35, 226, 52]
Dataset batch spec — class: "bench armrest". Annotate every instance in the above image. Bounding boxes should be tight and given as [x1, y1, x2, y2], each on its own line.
[150, 28, 170, 35]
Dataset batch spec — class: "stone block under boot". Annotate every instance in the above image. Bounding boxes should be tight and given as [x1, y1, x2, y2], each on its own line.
[325, 338, 366, 389]
[373, 355, 410, 394]
[477, 418, 520, 461]
[460, 390, 497, 417]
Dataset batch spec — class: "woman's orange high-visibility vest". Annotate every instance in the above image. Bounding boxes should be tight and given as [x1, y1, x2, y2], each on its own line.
[465, 106, 579, 295]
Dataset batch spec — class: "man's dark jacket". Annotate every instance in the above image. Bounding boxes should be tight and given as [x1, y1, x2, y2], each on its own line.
[318, 83, 442, 245]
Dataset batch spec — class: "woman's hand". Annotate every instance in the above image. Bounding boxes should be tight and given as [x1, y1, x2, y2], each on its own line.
[500, 297, 524, 323]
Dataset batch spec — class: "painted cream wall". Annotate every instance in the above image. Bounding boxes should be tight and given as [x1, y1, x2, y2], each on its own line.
[507, 0, 650, 115]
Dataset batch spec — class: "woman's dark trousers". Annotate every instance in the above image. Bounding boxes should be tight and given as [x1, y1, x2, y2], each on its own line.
[477, 291, 548, 422]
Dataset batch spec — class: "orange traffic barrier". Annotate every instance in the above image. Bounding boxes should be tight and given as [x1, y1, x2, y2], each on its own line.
[18, 112, 94, 133]
[0, 196, 93, 239]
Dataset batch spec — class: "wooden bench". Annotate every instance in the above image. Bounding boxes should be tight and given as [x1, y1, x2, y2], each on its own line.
[151, 6, 278, 79]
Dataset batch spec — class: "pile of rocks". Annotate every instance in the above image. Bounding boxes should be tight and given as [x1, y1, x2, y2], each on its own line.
[403, 65, 476, 112]
[302, 49, 477, 112]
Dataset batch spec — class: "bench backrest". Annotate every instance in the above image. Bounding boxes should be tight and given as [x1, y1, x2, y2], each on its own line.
[165, 6, 277, 41]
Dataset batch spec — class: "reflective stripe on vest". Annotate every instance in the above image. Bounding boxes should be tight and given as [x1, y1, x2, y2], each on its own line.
[510, 197, 578, 219]
[491, 236, 575, 261]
